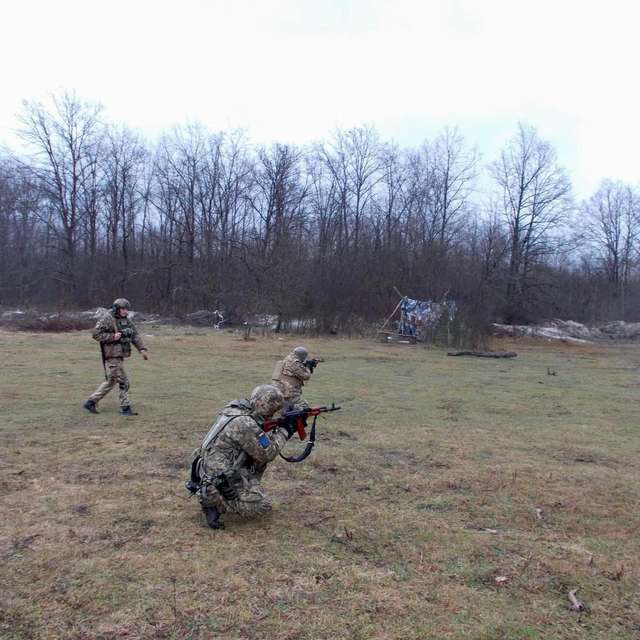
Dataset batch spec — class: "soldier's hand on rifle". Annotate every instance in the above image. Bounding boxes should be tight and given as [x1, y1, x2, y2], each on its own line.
[141, 350, 149, 361]
[304, 358, 319, 373]
[113, 332, 122, 341]
[278, 420, 297, 439]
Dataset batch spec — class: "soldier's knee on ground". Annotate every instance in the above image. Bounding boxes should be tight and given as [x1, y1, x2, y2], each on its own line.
[232, 490, 273, 518]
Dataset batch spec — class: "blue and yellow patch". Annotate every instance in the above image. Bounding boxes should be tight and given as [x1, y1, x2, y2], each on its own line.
[258, 433, 271, 448]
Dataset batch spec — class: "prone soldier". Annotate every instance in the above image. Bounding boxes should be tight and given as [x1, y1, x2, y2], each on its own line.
[83, 298, 149, 416]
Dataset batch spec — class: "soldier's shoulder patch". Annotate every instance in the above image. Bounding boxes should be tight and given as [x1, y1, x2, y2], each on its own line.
[258, 433, 270, 448]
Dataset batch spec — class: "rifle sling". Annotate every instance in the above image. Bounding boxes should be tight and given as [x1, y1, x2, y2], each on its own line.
[100, 342, 107, 381]
[279, 415, 317, 463]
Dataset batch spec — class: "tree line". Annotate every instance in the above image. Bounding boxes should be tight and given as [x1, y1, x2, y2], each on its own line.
[1, 92, 639, 332]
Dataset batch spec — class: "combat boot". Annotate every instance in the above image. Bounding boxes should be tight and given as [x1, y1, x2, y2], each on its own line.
[120, 405, 138, 416]
[83, 400, 99, 414]
[202, 505, 225, 529]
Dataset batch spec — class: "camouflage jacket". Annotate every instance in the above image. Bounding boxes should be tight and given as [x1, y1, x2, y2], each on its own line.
[272, 353, 311, 393]
[198, 400, 289, 482]
[92, 312, 146, 359]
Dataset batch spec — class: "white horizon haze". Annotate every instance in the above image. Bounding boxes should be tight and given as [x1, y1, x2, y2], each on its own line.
[1, 0, 638, 199]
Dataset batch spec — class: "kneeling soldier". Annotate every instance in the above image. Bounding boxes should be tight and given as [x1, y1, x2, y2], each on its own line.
[188, 384, 295, 529]
[83, 298, 149, 416]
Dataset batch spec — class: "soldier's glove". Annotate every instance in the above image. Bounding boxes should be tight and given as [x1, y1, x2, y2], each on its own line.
[304, 358, 318, 373]
[278, 419, 297, 440]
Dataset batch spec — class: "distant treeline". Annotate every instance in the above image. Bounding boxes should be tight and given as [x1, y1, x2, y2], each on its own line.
[1, 91, 639, 333]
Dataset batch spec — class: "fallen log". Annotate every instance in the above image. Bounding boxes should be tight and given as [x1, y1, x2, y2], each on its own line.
[447, 350, 518, 358]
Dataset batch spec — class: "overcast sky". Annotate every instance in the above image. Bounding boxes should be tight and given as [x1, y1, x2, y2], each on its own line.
[2, 0, 638, 198]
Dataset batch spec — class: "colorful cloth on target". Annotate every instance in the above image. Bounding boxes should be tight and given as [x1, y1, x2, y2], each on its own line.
[398, 296, 455, 337]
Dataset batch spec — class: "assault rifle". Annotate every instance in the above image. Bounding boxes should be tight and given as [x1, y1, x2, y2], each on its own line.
[304, 358, 321, 373]
[263, 403, 341, 462]
[99, 325, 133, 381]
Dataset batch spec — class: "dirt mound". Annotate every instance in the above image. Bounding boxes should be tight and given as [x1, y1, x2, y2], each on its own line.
[0, 307, 164, 332]
[185, 310, 224, 326]
[598, 320, 640, 340]
[493, 319, 640, 343]
[0, 309, 98, 332]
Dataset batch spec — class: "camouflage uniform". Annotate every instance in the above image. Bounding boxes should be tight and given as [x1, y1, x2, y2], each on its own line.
[87, 309, 146, 408]
[271, 351, 311, 408]
[194, 386, 291, 520]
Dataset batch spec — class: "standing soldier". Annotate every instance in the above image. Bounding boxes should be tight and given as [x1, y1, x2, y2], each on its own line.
[187, 384, 295, 529]
[271, 346, 318, 409]
[83, 298, 149, 416]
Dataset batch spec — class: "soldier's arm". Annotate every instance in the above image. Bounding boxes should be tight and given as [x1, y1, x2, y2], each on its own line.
[130, 322, 147, 353]
[286, 358, 311, 381]
[92, 317, 117, 344]
[227, 419, 289, 465]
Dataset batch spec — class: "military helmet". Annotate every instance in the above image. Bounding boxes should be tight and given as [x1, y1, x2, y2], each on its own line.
[112, 298, 131, 311]
[293, 346, 308, 362]
[250, 384, 284, 418]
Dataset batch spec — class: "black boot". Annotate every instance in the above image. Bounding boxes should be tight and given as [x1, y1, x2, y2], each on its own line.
[202, 505, 225, 529]
[120, 405, 138, 416]
[83, 400, 98, 414]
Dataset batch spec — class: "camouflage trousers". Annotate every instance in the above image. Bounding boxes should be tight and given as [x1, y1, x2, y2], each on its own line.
[88, 357, 130, 407]
[200, 476, 273, 519]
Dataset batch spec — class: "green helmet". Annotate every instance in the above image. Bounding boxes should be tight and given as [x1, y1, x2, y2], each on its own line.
[250, 384, 284, 418]
[112, 298, 131, 310]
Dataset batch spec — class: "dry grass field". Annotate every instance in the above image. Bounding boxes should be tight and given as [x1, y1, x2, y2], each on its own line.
[1, 327, 639, 639]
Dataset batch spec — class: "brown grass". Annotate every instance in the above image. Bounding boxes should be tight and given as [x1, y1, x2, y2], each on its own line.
[0, 328, 639, 639]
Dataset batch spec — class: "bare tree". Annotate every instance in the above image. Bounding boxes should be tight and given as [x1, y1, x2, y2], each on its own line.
[18, 92, 103, 302]
[318, 126, 382, 254]
[8, 91, 640, 330]
[376, 141, 409, 250]
[490, 124, 572, 322]
[583, 179, 639, 318]
[101, 124, 148, 291]
[0, 159, 43, 303]
[430, 128, 478, 258]
[245, 143, 308, 328]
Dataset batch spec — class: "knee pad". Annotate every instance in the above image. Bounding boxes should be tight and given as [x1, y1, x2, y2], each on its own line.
[234, 492, 272, 518]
